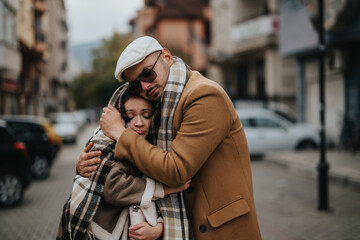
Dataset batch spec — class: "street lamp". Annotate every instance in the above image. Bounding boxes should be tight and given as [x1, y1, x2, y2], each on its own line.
[316, 0, 329, 211]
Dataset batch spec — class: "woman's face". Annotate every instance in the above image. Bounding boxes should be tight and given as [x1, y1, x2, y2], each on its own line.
[124, 97, 154, 138]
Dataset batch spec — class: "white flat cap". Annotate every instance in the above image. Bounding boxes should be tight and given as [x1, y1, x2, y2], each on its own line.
[114, 36, 163, 82]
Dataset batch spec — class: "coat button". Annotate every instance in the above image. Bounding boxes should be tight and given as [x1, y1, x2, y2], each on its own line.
[186, 186, 194, 193]
[199, 225, 207, 232]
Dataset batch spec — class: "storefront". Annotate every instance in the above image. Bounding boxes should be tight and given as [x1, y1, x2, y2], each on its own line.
[279, 0, 360, 146]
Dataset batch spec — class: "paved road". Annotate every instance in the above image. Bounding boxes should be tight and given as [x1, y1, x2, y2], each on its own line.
[0, 123, 359, 239]
[252, 160, 360, 240]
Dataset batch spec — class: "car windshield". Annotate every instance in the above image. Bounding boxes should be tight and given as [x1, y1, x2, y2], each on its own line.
[254, 118, 283, 128]
[7, 122, 45, 141]
[273, 110, 297, 124]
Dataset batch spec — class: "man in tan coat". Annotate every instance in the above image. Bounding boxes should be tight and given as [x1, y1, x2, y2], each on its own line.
[79, 36, 262, 239]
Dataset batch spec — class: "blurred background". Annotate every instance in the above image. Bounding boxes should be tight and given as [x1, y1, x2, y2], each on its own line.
[0, 0, 359, 239]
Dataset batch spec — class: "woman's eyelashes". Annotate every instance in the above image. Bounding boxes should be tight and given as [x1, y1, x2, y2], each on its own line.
[143, 113, 153, 119]
[126, 111, 153, 120]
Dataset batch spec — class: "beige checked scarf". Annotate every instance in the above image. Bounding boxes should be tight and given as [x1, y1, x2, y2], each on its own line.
[148, 56, 191, 239]
[57, 85, 128, 240]
[57, 57, 191, 239]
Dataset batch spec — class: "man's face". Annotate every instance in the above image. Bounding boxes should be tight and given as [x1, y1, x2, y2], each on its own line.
[123, 49, 173, 102]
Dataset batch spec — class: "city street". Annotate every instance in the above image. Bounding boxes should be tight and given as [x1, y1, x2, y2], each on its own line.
[0, 123, 359, 240]
[252, 161, 360, 240]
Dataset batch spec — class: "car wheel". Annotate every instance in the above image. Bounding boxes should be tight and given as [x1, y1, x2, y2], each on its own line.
[0, 173, 24, 206]
[297, 140, 317, 150]
[31, 155, 50, 179]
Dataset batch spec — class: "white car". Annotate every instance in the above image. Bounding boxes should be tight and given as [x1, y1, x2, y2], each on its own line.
[53, 122, 78, 144]
[236, 108, 320, 156]
[50, 112, 80, 144]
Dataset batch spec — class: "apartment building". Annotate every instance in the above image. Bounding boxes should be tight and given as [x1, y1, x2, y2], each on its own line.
[0, 0, 70, 115]
[16, 0, 47, 115]
[0, 0, 21, 114]
[208, 0, 297, 110]
[45, 0, 70, 113]
[131, 0, 210, 73]
[279, 0, 360, 145]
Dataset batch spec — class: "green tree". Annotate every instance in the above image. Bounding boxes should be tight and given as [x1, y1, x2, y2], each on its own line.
[71, 33, 133, 108]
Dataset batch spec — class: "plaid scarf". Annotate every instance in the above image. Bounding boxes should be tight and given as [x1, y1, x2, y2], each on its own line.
[57, 86, 128, 240]
[149, 57, 191, 239]
[57, 57, 191, 239]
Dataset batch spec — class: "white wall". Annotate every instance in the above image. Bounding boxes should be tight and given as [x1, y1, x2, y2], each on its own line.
[305, 58, 344, 144]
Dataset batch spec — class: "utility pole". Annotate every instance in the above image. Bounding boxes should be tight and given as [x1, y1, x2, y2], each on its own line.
[317, 0, 330, 211]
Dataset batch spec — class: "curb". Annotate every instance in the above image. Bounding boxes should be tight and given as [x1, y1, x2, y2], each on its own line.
[263, 151, 360, 189]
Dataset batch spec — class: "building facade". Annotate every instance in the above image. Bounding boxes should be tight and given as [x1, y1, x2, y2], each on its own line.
[44, 0, 70, 113]
[279, 0, 360, 146]
[131, 0, 210, 74]
[0, 0, 21, 114]
[17, 0, 47, 115]
[0, 0, 70, 115]
[208, 0, 297, 111]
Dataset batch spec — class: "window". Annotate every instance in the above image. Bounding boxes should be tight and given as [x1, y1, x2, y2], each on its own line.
[240, 118, 252, 127]
[273, 110, 297, 124]
[60, 40, 67, 49]
[7, 122, 45, 141]
[256, 59, 266, 101]
[61, 61, 67, 72]
[10, 94, 17, 114]
[0, 2, 16, 46]
[236, 65, 248, 99]
[254, 118, 282, 128]
[35, 13, 44, 42]
[0, 3, 3, 40]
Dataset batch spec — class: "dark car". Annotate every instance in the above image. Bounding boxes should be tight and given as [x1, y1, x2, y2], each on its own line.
[0, 115, 56, 179]
[0, 120, 32, 206]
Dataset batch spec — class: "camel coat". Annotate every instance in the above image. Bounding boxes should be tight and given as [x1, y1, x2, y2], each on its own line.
[115, 71, 262, 240]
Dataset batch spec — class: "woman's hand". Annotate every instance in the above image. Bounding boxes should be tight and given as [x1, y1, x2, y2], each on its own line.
[100, 105, 126, 141]
[76, 142, 101, 177]
[163, 180, 191, 195]
[129, 222, 163, 240]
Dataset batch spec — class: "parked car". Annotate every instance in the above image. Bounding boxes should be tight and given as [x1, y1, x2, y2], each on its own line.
[0, 120, 31, 206]
[236, 108, 320, 156]
[37, 116, 63, 156]
[0, 115, 57, 179]
[72, 110, 89, 130]
[49, 112, 80, 144]
[52, 122, 78, 144]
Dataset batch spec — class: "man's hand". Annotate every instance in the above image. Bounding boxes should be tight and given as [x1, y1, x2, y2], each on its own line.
[129, 222, 163, 240]
[163, 180, 191, 195]
[100, 105, 126, 141]
[76, 142, 101, 177]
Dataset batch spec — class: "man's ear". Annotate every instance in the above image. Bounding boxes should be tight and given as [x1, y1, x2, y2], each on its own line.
[161, 48, 173, 66]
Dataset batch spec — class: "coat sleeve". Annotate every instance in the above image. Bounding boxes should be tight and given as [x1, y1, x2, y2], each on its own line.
[114, 83, 234, 187]
[103, 161, 164, 206]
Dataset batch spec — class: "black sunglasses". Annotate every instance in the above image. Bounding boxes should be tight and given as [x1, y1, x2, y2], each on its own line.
[129, 51, 162, 93]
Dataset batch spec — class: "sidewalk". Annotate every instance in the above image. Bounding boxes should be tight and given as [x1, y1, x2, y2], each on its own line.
[263, 150, 360, 188]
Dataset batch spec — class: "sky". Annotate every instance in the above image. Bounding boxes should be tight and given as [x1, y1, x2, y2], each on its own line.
[64, 0, 144, 45]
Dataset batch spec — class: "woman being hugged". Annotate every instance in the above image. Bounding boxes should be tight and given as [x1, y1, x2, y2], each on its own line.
[57, 85, 189, 240]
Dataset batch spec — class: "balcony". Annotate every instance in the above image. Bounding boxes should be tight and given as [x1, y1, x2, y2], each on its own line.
[231, 15, 278, 53]
[232, 15, 277, 42]
[0, 44, 21, 78]
[34, 0, 46, 13]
